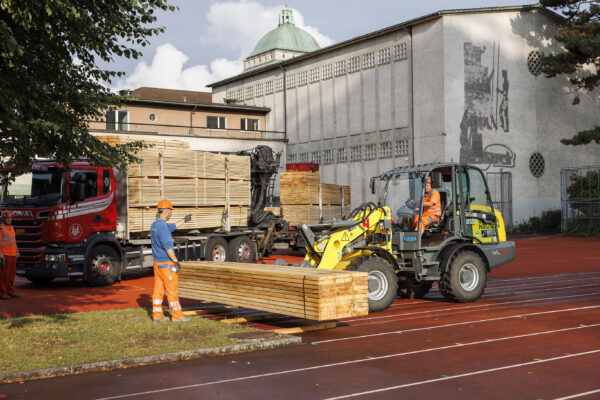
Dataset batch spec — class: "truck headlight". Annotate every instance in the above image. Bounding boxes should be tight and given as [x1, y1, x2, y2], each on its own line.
[45, 254, 66, 262]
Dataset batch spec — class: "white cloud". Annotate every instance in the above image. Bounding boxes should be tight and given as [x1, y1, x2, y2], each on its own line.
[111, 1, 334, 92]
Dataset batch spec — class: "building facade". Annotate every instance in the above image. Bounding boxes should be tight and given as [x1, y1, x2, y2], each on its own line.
[210, 5, 600, 226]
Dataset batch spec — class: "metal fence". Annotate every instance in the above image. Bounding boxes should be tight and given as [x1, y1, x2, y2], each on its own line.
[87, 121, 286, 141]
[561, 165, 600, 232]
[486, 171, 513, 231]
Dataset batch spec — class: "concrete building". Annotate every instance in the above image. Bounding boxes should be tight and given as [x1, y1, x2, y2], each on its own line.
[88, 87, 286, 155]
[209, 5, 600, 227]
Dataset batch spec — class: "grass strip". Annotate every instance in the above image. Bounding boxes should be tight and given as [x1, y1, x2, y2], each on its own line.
[0, 308, 253, 374]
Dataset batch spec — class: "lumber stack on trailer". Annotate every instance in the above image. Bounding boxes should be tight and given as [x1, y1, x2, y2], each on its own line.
[280, 171, 351, 226]
[96, 135, 250, 233]
[178, 262, 369, 321]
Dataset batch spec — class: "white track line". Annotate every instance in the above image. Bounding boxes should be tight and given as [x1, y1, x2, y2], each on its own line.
[484, 277, 600, 292]
[554, 389, 600, 400]
[323, 349, 600, 400]
[313, 305, 600, 344]
[344, 292, 600, 325]
[96, 324, 600, 400]
[489, 271, 600, 282]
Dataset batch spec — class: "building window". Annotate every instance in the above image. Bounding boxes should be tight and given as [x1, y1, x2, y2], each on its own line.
[265, 80, 274, 94]
[321, 64, 333, 79]
[286, 74, 295, 89]
[323, 149, 334, 164]
[149, 113, 157, 122]
[309, 68, 320, 83]
[336, 147, 347, 162]
[255, 83, 264, 97]
[106, 110, 129, 131]
[363, 52, 375, 68]
[378, 48, 391, 64]
[274, 77, 283, 92]
[348, 56, 361, 73]
[350, 145, 362, 161]
[527, 51, 542, 76]
[241, 118, 259, 131]
[298, 71, 307, 85]
[311, 151, 321, 164]
[335, 60, 346, 76]
[207, 116, 226, 130]
[394, 139, 409, 156]
[379, 141, 393, 158]
[393, 43, 408, 60]
[287, 154, 296, 163]
[298, 152, 309, 163]
[364, 143, 377, 159]
[245, 86, 254, 99]
[529, 152, 545, 178]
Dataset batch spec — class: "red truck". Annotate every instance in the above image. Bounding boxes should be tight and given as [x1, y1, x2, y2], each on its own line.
[0, 146, 296, 286]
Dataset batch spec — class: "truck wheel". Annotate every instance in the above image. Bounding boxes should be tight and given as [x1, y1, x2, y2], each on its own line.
[397, 275, 433, 299]
[439, 251, 487, 302]
[85, 245, 120, 287]
[26, 276, 55, 284]
[351, 257, 398, 312]
[206, 237, 228, 262]
[228, 235, 256, 263]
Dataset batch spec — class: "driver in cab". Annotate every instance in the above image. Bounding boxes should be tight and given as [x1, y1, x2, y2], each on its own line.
[410, 176, 441, 234]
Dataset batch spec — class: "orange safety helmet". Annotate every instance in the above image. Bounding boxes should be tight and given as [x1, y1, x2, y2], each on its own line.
[426, 176, 431, 184]
[157, 199, 173, 210]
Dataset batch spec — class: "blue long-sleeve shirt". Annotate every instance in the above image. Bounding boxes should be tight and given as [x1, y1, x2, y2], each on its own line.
[150, 218, 177, 262]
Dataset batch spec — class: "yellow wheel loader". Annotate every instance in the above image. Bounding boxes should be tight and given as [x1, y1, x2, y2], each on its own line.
[295, 163, 516, 312]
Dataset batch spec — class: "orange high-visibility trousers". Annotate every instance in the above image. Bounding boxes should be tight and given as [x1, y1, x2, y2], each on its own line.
[413, 212, 440, 234]
[152, 261, 184, 320]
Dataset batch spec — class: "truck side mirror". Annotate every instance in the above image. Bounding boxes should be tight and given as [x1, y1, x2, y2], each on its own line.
[70, 182, 86, 203]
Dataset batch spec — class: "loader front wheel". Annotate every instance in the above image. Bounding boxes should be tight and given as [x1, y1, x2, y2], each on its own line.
[352, 257, 398, 312]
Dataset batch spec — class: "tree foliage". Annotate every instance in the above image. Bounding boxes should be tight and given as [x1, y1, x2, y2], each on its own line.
[0, 0, 176, 182]
[540, 0, 600, 145]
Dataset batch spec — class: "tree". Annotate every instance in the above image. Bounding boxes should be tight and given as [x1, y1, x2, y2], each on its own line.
[0, 0, 176, 182]
[539, 0, 600, 145]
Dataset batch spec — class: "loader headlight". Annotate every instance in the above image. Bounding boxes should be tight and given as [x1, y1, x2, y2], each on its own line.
[45, 254, 66, 262]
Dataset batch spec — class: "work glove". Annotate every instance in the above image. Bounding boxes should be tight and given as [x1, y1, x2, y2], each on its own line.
[175, 261, 182, 274]
[184, 214, 192, 223]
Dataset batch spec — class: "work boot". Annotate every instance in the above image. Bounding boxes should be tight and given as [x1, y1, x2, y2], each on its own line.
[0, 295, 11, 300]
[9, 293, 21, 298]
[153, 316, 170, 323]
[172, 317, 191, 323]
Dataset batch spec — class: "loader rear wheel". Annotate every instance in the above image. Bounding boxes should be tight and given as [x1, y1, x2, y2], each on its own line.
[439, 251, 486, 303]
[397, 275, 433, 299]
[351, 257, 398, 312]
[227, 236, 256, 263]
[85, 245, 120, 287]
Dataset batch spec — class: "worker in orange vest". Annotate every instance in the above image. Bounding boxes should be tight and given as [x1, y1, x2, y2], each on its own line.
[150, 199, 192, 322]
[0, 211, 21, 300]
[412, 176, 442, 234]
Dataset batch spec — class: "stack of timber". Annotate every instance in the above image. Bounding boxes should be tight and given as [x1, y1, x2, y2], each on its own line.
[280, 171, 351, 226]
[178, 261, 369, 321]
[97, 135, 250, 233]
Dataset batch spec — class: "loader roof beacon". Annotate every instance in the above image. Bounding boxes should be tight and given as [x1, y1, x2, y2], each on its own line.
[297, 163, 516, 312]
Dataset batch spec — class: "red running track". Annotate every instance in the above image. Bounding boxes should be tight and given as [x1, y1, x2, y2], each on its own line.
[0, 235, 598, 318]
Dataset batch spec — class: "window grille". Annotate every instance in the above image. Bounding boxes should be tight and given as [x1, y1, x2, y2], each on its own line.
[364, 143, 377, 159]
[335, 60, 346, 76]
[363, 52, 375, 68]
[298, 153, 309, 163]
[297, 71, 307, 85]
[348, 56, 361, 73]
[378, 48, 391, 64]
[286, 74, 295, 89]
[323, 149, 334, 164]
[393, 43, 408, 60]
[274, 78, 283, 92]
[336, 147, 347, 162]
[379, 141, 393, 158]
[265, 80, 273, 94]
[287, 154, 296, 163]
[255, 83, 263, 97]
[321, 64, 333, 79]
[527, 51, 542, 76]
[394, 139, 409, 156]
[529, 152, 545, 178]
[245, 86, 254, 99]
[309, 68, 320, 83]
[350, 145, 362, 161]
[311, 151, 321, 164]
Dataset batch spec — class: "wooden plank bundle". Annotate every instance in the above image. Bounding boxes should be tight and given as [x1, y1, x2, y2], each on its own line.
[96, 135, 251, 233]
[178, 262, 369, 321]
[280, 171, 351, 225]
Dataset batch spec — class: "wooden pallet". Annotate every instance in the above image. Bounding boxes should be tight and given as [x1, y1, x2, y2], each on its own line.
[178, 262, 369, 321]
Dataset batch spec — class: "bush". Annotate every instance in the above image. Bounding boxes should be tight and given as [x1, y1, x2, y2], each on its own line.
[513, 209, 561, 233]
[565, 220, 600, 237]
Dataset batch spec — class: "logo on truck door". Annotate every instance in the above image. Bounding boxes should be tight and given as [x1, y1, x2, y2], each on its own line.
[69, 223, 83, 239]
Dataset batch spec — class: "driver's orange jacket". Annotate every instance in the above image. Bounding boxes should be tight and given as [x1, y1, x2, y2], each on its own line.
[424, 190, 441, 217]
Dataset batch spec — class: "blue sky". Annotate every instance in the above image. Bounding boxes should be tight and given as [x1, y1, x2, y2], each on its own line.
[107, 0, 538, 91]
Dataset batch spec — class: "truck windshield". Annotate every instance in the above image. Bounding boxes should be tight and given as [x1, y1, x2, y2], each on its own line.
[381, 174, 423, 230]
[0, 168, 66, 206]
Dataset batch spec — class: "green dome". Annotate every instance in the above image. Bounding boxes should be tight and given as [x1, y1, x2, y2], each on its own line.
[247, 8, 320, 59]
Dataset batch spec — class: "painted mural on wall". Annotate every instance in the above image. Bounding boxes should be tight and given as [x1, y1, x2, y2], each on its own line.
[459, 42, 515, 169]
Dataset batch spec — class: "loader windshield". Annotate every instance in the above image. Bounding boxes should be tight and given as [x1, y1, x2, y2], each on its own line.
[0, 167, 66, 206]
[381, 174, 423, 231]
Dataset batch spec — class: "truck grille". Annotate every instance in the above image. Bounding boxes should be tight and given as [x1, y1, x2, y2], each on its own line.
[13, 219, 44, 264]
